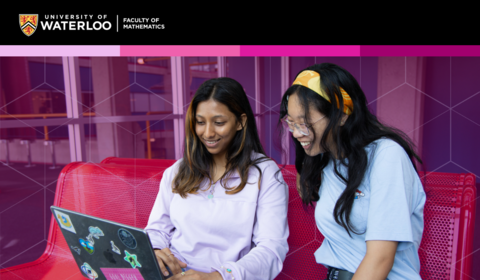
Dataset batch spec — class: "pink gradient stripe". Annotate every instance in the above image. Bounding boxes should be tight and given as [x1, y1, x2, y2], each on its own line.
[0, 46, 120, 56]
[240, 45, 361, 56]
[361, 45, 480, 56]
[121, 45, 240, 56]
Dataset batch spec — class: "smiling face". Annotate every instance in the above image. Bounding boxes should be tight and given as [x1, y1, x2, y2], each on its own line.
[287, 93, 330, 156]
[195, 98, 245, 162]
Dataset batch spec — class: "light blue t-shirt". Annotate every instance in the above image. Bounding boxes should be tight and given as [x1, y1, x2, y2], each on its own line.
[314, 138, 426, 280]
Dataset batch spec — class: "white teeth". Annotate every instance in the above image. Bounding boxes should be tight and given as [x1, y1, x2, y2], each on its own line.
[206, 140, 219, 144]
[300, 142, 311, 146]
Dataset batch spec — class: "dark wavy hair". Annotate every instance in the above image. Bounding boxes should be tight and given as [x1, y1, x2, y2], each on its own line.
[279, 63, 422, 236]
[173, 77, 269, 197]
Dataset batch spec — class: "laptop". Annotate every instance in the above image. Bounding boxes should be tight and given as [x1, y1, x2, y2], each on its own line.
[51, 206, 167, 280]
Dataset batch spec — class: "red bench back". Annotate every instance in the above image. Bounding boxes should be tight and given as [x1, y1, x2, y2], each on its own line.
[417, 171, 476, 280]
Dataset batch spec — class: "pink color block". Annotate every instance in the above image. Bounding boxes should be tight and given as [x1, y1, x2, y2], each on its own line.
[120, 45, 240, 56]
[0, 46, 120, 56]
[240, 45, 361, 56]
[100, 268, 145, 280]
[361, 45, 480, 56]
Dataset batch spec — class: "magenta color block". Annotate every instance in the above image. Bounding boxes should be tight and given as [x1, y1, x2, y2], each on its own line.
[100, 268, 145, 280]
[120, 45, 240, 56]
[361, 45, 480, 56]
[240, 45, 361, 56]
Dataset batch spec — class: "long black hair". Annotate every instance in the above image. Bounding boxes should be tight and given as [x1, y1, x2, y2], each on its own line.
[173, 77, 269, 197]
[279, 63, 422, 236]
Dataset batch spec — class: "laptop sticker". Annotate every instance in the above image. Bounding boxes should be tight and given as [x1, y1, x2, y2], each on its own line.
[54, 210, 76, 234]
[81, 262, 99, 279]
[86, 233, 95, 245]
[124, 250, 142, 269]
[89, 226, 105, 238]
[100, 268, 145, 280]
[118, 228, 137, 249]
[111, 241, 121, 255]
[71, 245, 81, 255]
[79, 238, 95, 254]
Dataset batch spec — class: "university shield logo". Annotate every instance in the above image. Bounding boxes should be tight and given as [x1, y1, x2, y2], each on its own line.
[19, 14, 38, 36]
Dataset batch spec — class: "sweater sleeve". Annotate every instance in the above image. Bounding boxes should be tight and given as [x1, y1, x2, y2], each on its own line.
[213, 161, 290, 280]
[144, 162, 179, 250]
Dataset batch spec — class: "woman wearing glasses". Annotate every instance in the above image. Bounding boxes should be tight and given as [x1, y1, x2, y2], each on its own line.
[280, 63, 426, 280]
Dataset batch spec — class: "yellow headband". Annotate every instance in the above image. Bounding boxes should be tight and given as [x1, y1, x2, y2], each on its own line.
[292, 70, 353, 115]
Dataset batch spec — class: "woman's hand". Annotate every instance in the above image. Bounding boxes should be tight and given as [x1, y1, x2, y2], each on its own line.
[154, 248, 187, 277]
[170, 270, 222, 280]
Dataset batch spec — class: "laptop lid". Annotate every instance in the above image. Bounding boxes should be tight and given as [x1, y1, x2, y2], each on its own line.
[51, 206, 165, 280]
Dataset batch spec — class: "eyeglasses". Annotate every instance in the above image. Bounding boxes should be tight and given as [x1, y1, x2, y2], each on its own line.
[282, 115, 326, 136]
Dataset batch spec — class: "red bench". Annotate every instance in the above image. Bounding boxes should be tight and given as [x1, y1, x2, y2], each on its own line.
[0, 158, 476, 280]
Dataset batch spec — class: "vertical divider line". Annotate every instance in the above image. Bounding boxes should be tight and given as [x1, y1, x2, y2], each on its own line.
[217, 57, 226, 77]
[171, 57, 185, 159]
[255, 57, 262, 144]
[450, 57, 452, 162]
[44, 188, 46, 239]
[359, 57, 362, 86]
[280, 57, 290, 164]
[62, 57, 86, 162]
[269, 58, 272, 158]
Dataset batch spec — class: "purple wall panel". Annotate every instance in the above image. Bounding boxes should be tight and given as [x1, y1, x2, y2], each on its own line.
[263, 58, 282, 163]
[359, 57, 378, 116]
[226, 57, 255, 100]
[424, 58, 480, 176]
[424, 57, 480, 279]
[452, 112, 480, 175]
[420, 112, 451, 171]
[452, 58, 480, 107]
[425, 58, 450, 106]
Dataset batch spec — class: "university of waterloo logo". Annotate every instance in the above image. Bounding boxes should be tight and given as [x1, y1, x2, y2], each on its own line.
[19, 14, 38, 36]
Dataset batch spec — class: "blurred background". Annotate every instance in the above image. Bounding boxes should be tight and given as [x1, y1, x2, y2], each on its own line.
[0, 56, 479, 278]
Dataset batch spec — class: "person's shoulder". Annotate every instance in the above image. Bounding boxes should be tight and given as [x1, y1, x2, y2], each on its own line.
[251, 152, 279, 171]
[364, 138, 421, 185]
[166, 158, 183, 168]
[249, 153, 287, 192]
[366, 138, 408, 158]
[163, 158, 184, 177]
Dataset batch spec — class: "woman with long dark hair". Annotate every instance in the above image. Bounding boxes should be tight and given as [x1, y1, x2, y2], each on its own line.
[146, 77, 289, 280]
[279, 63, 426, 280]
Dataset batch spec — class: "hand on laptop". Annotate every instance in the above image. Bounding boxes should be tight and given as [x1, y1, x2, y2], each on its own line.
[169, 270, 222, 280]
[154, 248, 187, 277]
